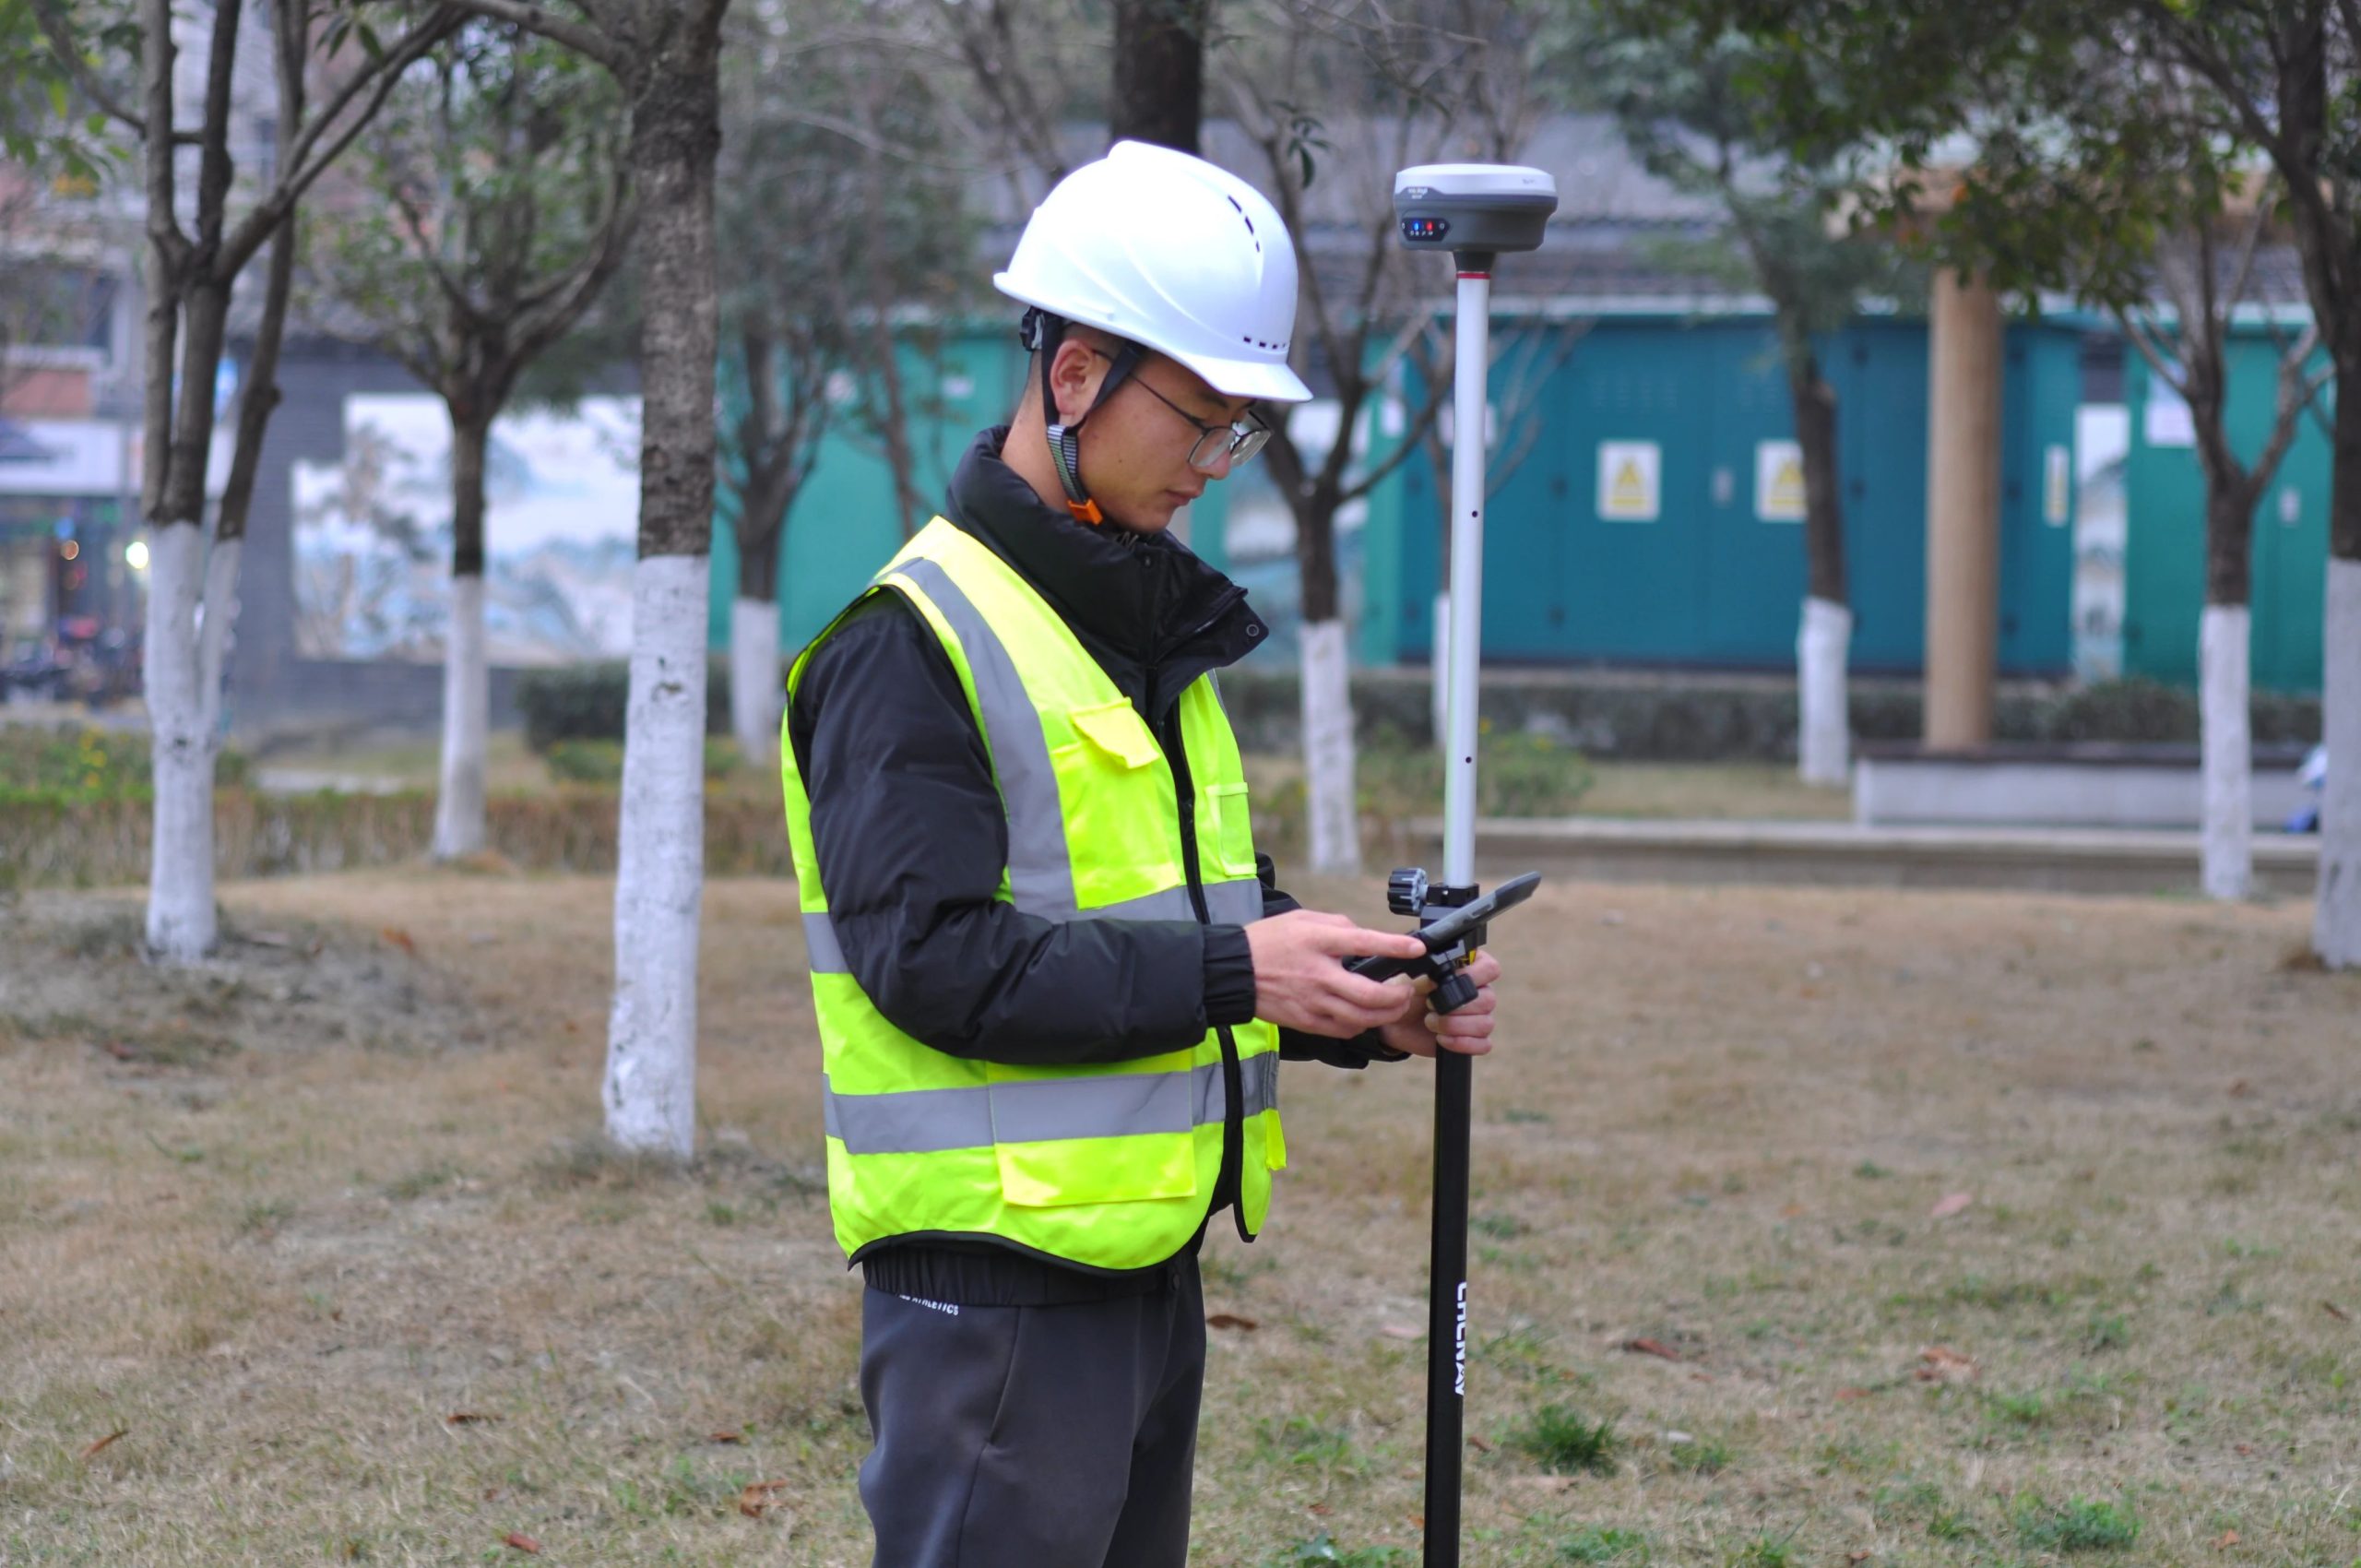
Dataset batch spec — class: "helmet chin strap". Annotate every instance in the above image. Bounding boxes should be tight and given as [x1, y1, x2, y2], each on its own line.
[1022, 308, 1142, 526]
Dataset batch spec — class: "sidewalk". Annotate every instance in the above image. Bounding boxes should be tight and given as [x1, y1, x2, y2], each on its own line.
[1405, 816, 2322, 897]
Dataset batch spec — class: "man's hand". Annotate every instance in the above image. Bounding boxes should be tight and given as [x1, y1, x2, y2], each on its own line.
[1245, 910, 1431, 1038]
[1375, 949, 1503, 1057]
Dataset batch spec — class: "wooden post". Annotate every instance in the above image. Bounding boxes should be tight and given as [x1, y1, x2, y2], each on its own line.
[1924, 267, 2003, 749]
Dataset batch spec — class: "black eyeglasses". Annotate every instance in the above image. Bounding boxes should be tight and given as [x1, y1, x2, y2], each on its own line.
[1090, 350, 1272, 474]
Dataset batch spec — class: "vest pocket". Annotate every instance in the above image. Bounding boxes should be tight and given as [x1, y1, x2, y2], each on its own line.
[995, 1133, 1199, 1206]
[1206, 781, 1258, 877]
[1067, 698, 1161, 768]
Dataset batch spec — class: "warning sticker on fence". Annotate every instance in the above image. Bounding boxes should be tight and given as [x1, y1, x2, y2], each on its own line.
[1755, 440, 1806, 522]
[1596, 441, 1660, 522]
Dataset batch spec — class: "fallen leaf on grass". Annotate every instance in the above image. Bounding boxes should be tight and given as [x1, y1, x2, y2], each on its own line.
[739, 1479, 792, 1519]
[445, 1412, 498, 1426]
[2325, 1301, 2350, 1322]
[1834, 1387, 1873, 1402]
[707, 1431, 743, 1444]
[1622, 1337, 1683, 1361]
[1916, 1346, 1978, 1384]
[1379, 1323, 1422, 1340]
[247, 931, 292, 949]
[501, 1533, 541, 1555]
[1929, 1193, 1975, 1220]
[2227, 1079, 2254, 1099]
[78, 1428, 128, 1460]
[1848, 1553, 1873, 1564]
[2215, 1529, 2239, 1548]
[1307, 1503, 1332, 1515]
[380, 926, 417, 956]
[1205, 1313, 1258, 1332]
[1780, 1203, 1807, 1219]
[1468, 1434, 1492, 1453]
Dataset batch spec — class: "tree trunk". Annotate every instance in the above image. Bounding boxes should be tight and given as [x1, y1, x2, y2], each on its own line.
[1797, 598, 1852, 789]
[2318, 372, 2361, 963]
[1109, 0, 1205, 153]
[866, 308, 926, 538]
[1292, 490, 1358, 874]
[2200, 600, 2252, 901]
[145, 276, 231, 962]
[1299, 617, 1358, 876]
[729, 427, 789, 766]
[144, 518, 214, 959]
[1791, 362, 1849, 786]
[2192, 399, 2257, 901]
[433, 414, 492, 861]
[606, 35, 722, 1158]
[730, 595, 781, 767]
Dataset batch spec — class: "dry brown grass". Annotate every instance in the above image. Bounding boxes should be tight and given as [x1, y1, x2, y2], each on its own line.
[2, 870, 2356, 1565]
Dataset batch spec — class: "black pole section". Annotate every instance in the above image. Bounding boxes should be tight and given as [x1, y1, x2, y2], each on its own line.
[1423, 1045, 1472, 1566]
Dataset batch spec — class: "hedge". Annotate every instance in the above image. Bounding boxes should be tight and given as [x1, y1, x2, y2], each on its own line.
[0, 787, 797, 892]
[517, 659, 2321, 763]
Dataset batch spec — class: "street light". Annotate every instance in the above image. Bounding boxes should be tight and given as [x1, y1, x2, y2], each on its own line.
[125, 539, 149, 571]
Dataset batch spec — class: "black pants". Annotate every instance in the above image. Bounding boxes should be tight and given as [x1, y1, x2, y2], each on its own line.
[857, 1258, 1205, 1568]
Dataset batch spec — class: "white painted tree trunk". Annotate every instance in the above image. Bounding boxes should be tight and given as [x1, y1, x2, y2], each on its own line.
[1797, 596, 1853, 787]
[2200, 603, 2253, 902]
[1430, 590, 1450, 751]
[195, 535, 239, 740]
[1301, 617, 1360, 876]
[730, 595, 780, 767]
[605, 554, 709, 1158]
[433, 574, 490, 861]
[145, 521, 216, 961]
[2316, 559, 2361, 966]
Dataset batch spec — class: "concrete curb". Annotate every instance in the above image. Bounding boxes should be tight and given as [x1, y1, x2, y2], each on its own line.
[1402, 816, 2322, 897]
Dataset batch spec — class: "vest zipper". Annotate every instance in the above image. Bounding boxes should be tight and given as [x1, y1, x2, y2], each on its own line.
[1158, 702, 1249, 1240]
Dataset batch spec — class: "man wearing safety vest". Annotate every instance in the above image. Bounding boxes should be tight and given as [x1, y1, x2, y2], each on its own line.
[780, 140, 1505, 1566]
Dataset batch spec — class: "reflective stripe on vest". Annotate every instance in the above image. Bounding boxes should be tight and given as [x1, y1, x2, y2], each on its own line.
[824, 1052, 1281, 1156]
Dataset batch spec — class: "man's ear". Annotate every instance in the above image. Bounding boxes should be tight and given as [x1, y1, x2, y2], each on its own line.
[1046, 337, 1105, 426]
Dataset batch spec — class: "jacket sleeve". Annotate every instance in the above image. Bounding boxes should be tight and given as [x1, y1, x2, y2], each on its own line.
[1255, 852, 1411, 1070]
[789, 594, 1258, 1066]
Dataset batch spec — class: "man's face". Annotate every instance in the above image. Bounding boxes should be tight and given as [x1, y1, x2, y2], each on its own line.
[1063, 346, 1259, 534]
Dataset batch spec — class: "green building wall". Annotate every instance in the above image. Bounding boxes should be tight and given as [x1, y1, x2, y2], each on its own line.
[1386, 314, 2082, 674]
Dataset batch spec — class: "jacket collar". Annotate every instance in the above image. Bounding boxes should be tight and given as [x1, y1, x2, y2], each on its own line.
[943, 427, 1268, 679]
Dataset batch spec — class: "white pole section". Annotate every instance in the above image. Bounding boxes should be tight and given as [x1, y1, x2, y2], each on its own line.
[1442, 268, 1491, 889]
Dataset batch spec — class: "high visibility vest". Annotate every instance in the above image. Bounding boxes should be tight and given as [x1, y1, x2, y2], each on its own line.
[780, 517, 1286, 1272]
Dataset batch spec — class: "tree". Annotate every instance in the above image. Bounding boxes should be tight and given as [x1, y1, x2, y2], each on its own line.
[1219, 0, 1541, 874]
[40, 0, 457, 961]
[1577, 18, 1904, 787]
[714, 0, 975, 765]
[304, 20, 632, 860]
[2118, 194, 2326, 899]
[2124, 0, 2361, 958]
[430, 0, 731, 1155]
[1111, 0, 1207, 152]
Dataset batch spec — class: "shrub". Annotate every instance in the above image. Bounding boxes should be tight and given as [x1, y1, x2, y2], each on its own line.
[0, 724, 250, 804]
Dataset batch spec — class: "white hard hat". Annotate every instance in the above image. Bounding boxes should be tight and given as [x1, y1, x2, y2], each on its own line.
[995, 141, 1312, 405]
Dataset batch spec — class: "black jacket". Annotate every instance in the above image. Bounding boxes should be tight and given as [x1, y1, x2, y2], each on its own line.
[787, 427, 1400, 1303]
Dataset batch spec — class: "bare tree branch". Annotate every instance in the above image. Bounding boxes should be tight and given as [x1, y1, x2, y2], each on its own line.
[433, 0, 626, 70]
[221, 6, 462, 277]
[30, 0, 196, 141]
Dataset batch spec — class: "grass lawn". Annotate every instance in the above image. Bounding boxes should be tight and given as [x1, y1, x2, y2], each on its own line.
[2, 871, 2355, 1564]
